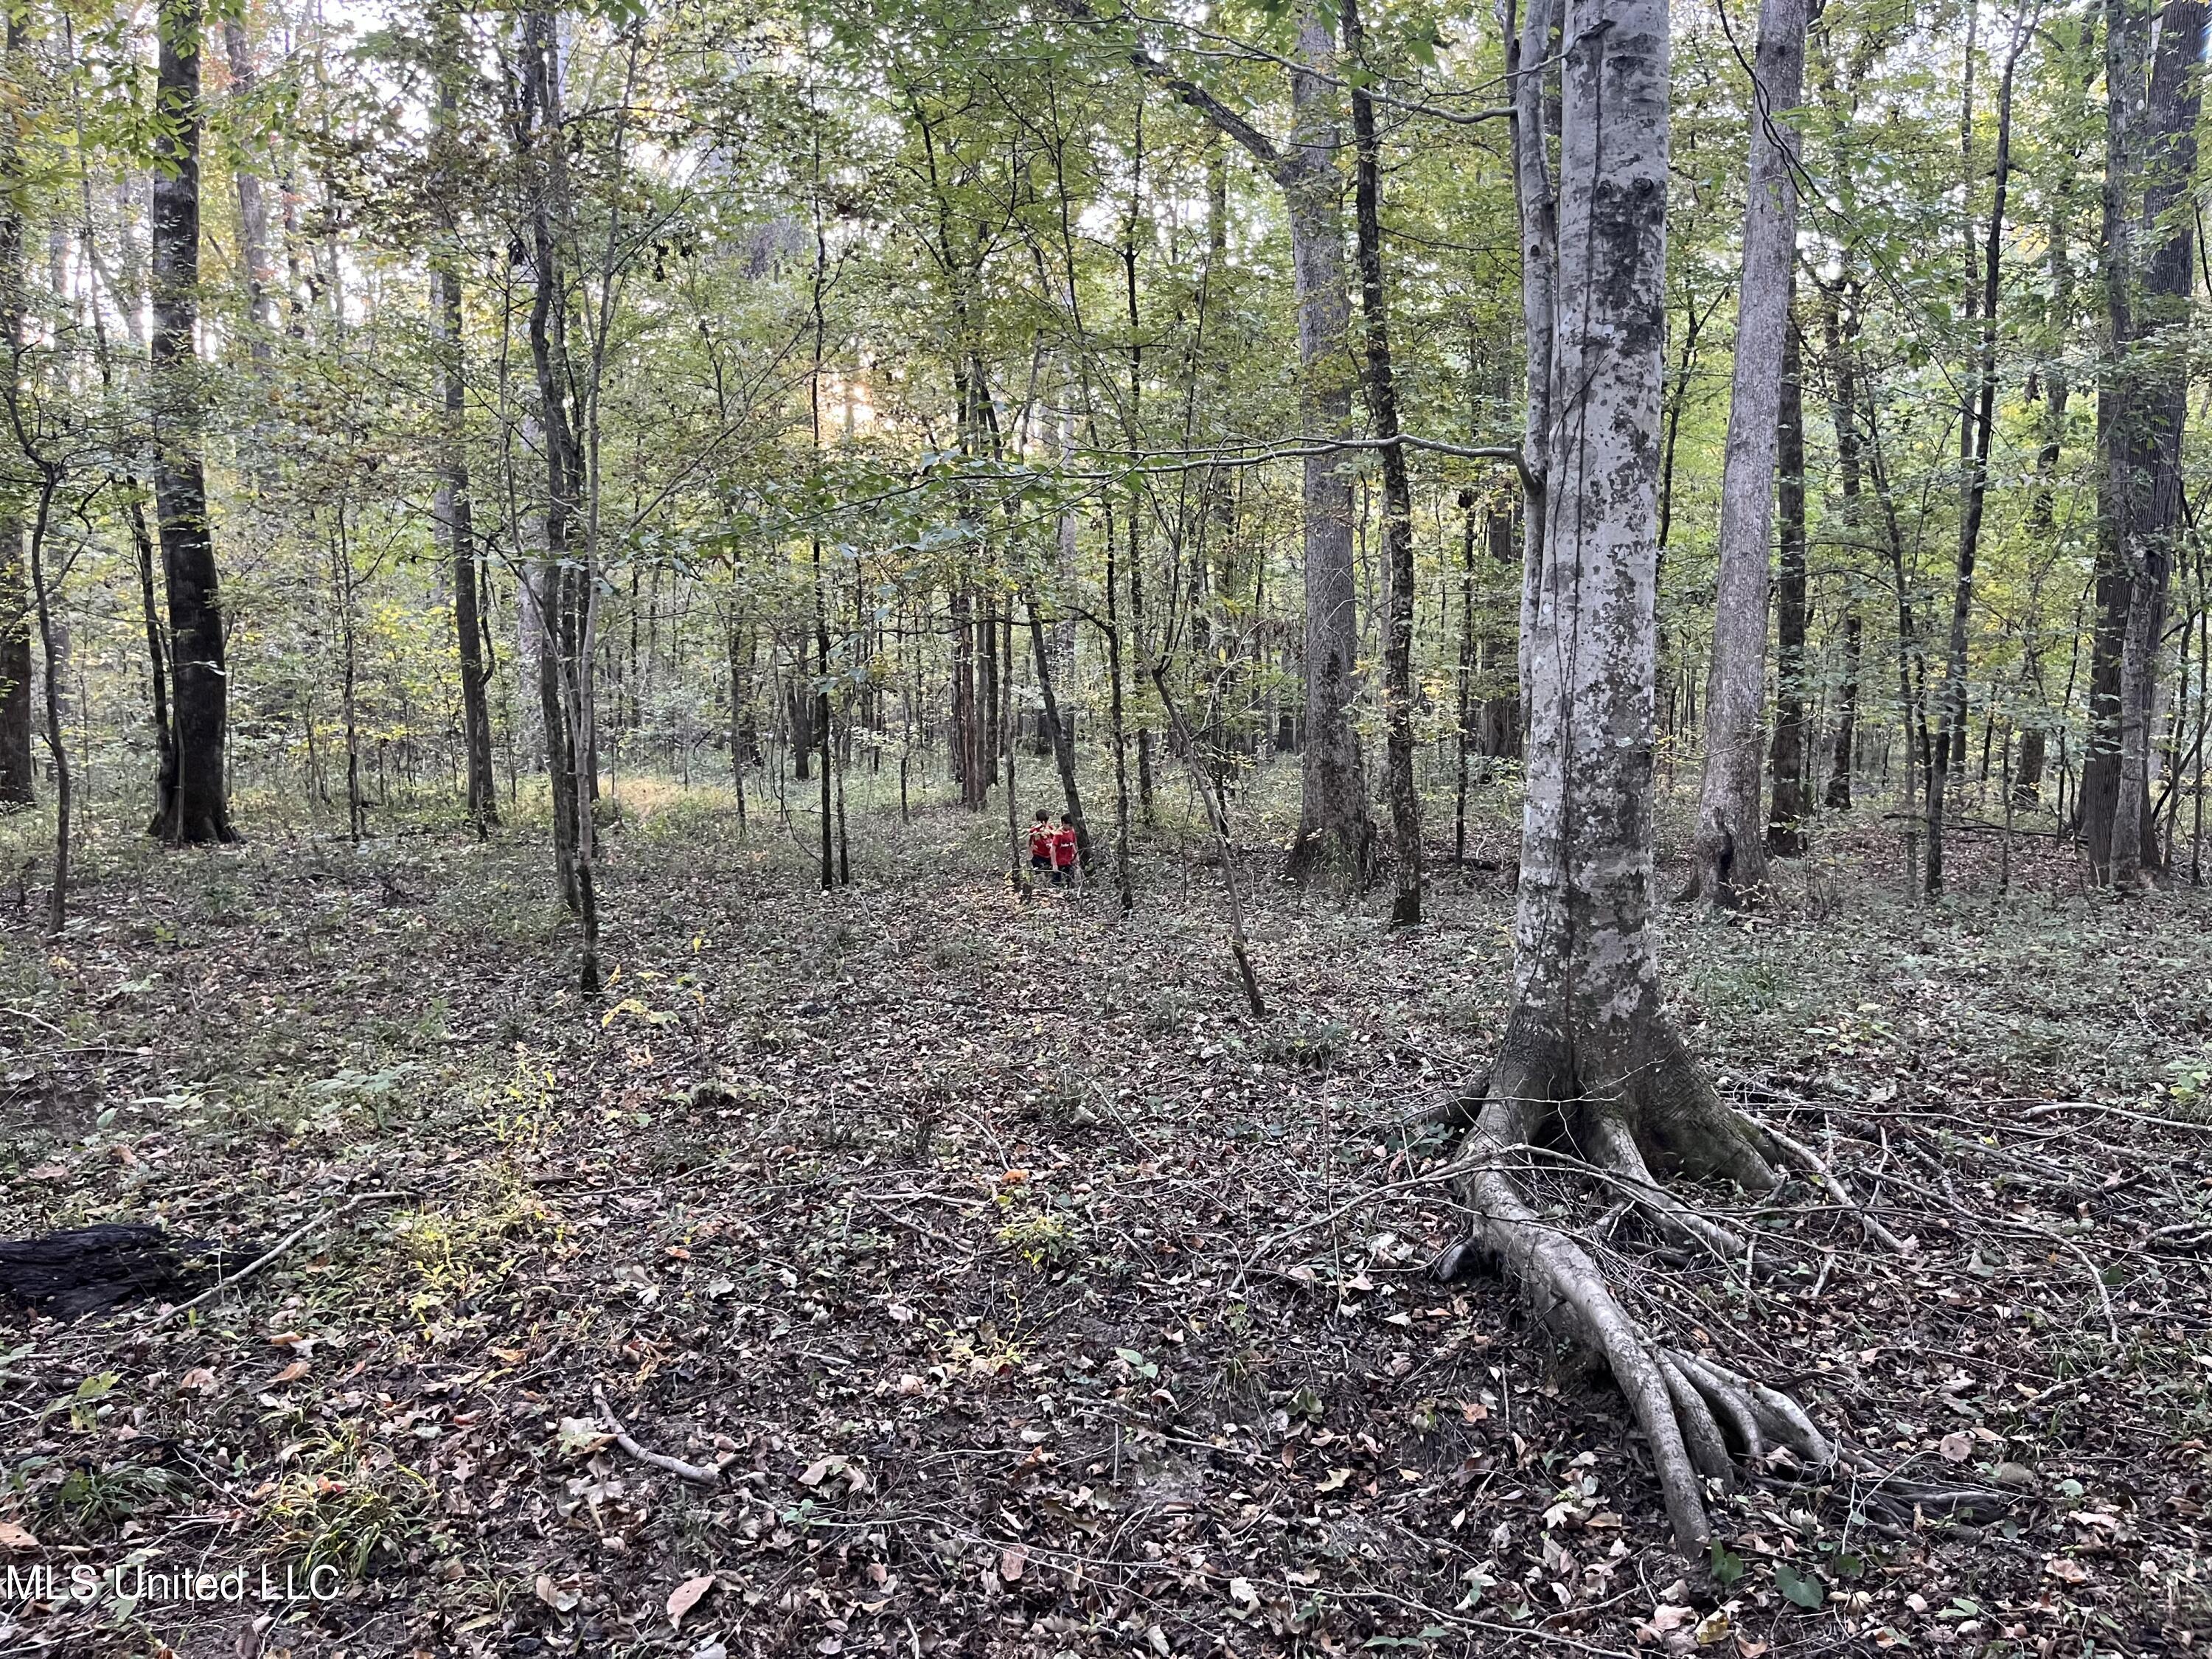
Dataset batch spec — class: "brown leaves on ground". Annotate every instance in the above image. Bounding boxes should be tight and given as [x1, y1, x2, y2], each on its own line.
[0, 807, 2207, 1655]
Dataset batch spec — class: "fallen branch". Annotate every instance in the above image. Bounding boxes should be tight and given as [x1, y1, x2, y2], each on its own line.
[147, 1191, 409, 1328]
[594, 1384, 721, 1484]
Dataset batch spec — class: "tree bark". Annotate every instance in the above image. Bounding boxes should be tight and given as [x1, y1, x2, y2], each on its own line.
[1453, 487, 1476, 864]
[0, 10, 28, 809]
[150, 0, 235, 845]
[519, 0, 599, 990]
[1691, 0, 1807, 905]
[0, 518, 26, 804]
[1498, 0, 1557, 722]
[1343, 0, 1419, 925]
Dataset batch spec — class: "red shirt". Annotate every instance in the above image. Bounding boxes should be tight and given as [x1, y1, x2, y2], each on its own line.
[1053, 825, 1077, 868]
[1029, 824, 1055, 860]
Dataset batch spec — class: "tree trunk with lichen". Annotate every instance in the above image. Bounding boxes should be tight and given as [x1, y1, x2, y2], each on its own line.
[1444, 0, 1830, 1554]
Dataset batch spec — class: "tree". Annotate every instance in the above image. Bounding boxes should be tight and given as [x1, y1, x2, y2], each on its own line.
[1449, 0, 1827, 1552]
[432, 0, 497, 835]
[1690, 0, 1809, 905]
[0, 526, 25, 806]
[1082, 4, 1377, 884]
[515, 0, 602, 990]
[0, 0, 28, 812]
[2083, 0, 2205, 886]
[1926, 14, 2024, 898]
[149, 0, 237, 844]
[1766, 305, 1809, 854]
[1343, 0, 1419, 925]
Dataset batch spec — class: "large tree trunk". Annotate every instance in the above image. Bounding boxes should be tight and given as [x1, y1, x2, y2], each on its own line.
[1690, 0, 1807, 905]
[1447, 0, 1831, 1556]
[149, 0, 236, 845]
[1344, 0, 1419, 925]
[1280, 10, 1374, 886]
[2087, 0, 2204, 884]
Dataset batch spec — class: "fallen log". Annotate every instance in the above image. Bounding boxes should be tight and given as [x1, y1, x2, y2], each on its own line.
[0, 1225, 212, 1318]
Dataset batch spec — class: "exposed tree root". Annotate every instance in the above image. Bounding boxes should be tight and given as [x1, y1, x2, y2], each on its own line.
[1832, 1447, 2013, 1525]
[1444, 1034, 1840, 1554]
[1582, 1114, 1752, 1266]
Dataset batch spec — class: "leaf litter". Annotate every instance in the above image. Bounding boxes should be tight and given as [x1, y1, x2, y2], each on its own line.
[0, 810, 2205, 1654]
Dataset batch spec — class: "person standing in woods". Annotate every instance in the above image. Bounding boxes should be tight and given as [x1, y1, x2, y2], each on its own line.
[1053, 815, 1079, 891]
[1029, 809, 1056, 884]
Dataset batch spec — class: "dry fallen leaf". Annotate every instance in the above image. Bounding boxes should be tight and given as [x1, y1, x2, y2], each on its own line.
[1315, 1467, 1352, 1492]
[2045, 1557, 2089, 1585]
[0, 1520, 38, 1550]
[667, 1572, 714, 1629]
[1636, 1603, 1695, 1644]
[798, 1454, 867, 1495]
[533, 1574, 579, 1613]
[268, 1360, 310, 1386]
[179, 1367, 218, 1394]
[998, 1544, 1026, 1582]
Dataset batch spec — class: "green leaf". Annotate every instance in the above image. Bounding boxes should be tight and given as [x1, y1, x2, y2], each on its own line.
[1774, 1562, 1826, 1610]
[1708, 1541, 1745, 1587]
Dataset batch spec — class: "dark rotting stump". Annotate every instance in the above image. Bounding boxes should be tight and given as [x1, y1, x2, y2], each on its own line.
[0, 1225, 216, 1319]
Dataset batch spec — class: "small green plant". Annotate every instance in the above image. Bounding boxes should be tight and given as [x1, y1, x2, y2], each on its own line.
[42, 1460, 184, 1537]
[995, 1186, 1080, 1267]
[1256, 1017, 1350, 1068]
[1141, 990, 1192, 1034]
[268, 1426, 431, 1578]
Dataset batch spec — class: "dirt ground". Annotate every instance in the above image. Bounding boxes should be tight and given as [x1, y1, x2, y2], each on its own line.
[1, 779, 2209, 1658]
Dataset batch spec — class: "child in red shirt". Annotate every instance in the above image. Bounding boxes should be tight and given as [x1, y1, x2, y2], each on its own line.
[1028, 810, 1056, 882]
[1052, 815, 1079, 887]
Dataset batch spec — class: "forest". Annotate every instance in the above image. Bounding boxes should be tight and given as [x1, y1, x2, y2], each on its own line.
[0, 0, 2207, 1649]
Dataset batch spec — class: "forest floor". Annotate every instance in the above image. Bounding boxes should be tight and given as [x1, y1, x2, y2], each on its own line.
[1, 771, 2210, 1659]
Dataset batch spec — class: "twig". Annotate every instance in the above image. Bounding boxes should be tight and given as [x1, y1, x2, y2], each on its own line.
[594, 1383, 720, 1484]
[1738, 1110, 1913, 1256]
[147, 1190, 410, 1327]
[2018, 1365, 2113, 1408]
[2023, 1100, 2212, 1135]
